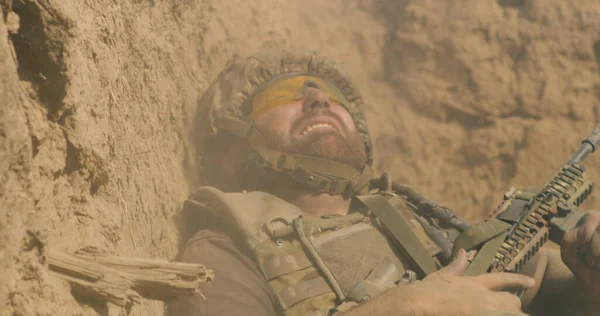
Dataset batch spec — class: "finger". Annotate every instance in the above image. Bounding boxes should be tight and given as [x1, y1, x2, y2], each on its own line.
[562, 228, 580, 275]
[473, 272, 535, 291]
[438, 248, 469, 276]
[584, 229, 600, 268]
[562, 225, 579, 249]
[561, 235, 600, 292]
[562, 217, 594, 267]
[578, 213, 600, 248]
[496, 291, 522, 312]
[568, 262, 600, 292]
[561, 230, 589, 278]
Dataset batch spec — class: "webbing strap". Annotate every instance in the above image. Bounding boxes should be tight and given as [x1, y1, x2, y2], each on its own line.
[356, 195, 438, 276]
[259, 252, 313, 281]
[277, 277, 332, 310]
[216, 117, 373, 195]
[346, 257, 401, 303]
[464, 232, 508, 276]
[287, 154, 360, 178]
[451, 219, 511, 259]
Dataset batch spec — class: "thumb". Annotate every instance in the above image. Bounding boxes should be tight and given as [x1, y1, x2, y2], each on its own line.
[439, 248, 469, 276]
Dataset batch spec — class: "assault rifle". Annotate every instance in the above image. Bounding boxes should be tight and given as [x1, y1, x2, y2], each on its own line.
[457, 124, 600, 276]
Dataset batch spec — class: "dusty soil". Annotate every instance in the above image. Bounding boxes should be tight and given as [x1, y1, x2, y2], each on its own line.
[1, 0, 600, 315]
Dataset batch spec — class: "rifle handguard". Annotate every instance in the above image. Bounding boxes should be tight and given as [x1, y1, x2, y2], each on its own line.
[459, 124, 600, 275]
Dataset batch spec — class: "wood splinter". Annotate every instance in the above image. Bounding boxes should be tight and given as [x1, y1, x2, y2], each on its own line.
[47, 249, 214, 308]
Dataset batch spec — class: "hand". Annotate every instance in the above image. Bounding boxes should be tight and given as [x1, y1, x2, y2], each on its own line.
[411, 249, 535, 315]
[561, 211, 600, 293]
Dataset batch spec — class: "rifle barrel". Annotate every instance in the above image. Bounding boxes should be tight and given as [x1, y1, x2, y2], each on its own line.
[567, 124, 600, 165]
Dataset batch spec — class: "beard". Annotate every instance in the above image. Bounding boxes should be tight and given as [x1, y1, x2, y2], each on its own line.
[264, 129, 368, 171]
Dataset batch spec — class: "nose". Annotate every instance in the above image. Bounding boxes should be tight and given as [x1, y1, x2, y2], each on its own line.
[302, 86, 331, 112]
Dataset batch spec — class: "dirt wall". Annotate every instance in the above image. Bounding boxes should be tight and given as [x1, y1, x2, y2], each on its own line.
[1, 0, 600, 315]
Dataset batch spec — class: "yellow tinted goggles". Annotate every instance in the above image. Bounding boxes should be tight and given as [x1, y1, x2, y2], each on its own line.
[250, 75, 347, 120]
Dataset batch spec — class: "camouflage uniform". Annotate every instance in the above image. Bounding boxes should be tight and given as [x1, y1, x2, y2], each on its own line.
[166, 49, 530, 316]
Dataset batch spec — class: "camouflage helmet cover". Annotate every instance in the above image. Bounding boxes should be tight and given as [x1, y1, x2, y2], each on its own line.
[196, 48, 373, 165]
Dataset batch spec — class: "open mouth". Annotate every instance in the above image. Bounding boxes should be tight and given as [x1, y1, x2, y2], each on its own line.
[294, 114, 342, 140]
[299, 123, 337, 137]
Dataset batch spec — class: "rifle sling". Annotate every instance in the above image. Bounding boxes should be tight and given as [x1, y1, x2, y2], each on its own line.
[464, 232, 508, 276]
[451, 219, 511, 259]
[356, 195, 438, 276]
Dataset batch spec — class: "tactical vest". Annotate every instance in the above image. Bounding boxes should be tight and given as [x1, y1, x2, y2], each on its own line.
[186, 186, 454, 316]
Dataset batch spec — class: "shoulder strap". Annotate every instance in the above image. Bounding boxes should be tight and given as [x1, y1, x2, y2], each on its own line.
[355, 195, 439, 276]
[188, 186, 303, 250]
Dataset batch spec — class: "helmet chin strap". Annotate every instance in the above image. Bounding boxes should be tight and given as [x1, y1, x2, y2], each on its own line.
[216, 116, 373, 197]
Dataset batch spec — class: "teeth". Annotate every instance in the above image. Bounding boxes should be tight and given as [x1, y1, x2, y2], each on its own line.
[300, 123, 333, 136]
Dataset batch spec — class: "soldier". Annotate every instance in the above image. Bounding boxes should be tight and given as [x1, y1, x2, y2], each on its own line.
[166, 49, 600, 316]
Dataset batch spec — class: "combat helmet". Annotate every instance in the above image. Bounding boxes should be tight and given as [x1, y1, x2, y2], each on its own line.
[195, 48, 374, 197]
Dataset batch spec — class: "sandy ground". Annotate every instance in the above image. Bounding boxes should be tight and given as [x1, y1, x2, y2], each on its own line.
[2, 0, 600, 315]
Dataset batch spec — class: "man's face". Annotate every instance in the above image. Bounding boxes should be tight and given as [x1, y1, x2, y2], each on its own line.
[253, 86, 367, 170]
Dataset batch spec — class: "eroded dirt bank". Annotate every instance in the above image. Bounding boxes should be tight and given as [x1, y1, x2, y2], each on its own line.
[2, 0, 600, 315]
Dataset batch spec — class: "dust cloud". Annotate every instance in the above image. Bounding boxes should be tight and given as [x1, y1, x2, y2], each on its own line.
[1, 0, 600, 315]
